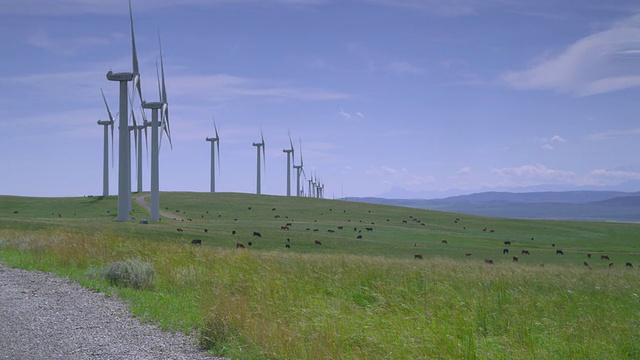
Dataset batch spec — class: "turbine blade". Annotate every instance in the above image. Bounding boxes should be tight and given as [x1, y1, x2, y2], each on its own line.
[217, 139, 221, 175]
[129, 0, 142, 101]
[100, 88, 114, 122]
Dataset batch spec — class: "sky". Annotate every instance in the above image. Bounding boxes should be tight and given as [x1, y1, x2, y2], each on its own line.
[1, 0, 640, 199]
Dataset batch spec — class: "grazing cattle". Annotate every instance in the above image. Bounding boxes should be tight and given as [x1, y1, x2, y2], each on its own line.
[584, 262, 589, 267]
[232, 230, 236, 235]
[314, 240, 322, 245]
[191, 239, 202, 245]
[601, 255, 610, 260]
[609, 262, 614, 268]
[248, 207, 252, 210]
[441, 240, 448, 244]
[552, 244, 556, 247]
[357, 235, 363, 239]
[253, 231, 262, 237]
[248, 241, 253, 246]
[414, 254, 423, 260]
[421, 223, 426, 226]
[12, 210, 18, 214]
[484, 259, 494, 265]
[236, 242, 245, 249]
[465, 253, 472, 257]
[286, 223, 292, 227]
[513, 256, 518, 262]
[272, 208, 276, 211]
[521, 250, 530, 255]
[504, 241, 511, 245]
[176, 228, 183, 232]
[313, 228, 319, 232]
[204, 229, 208, 233]
[482, 227, 487, 232]
[490, 229, 495, 233]
[337, 226, 343, 230]
[626, 262, 633, 268]
[280, 226, 289, 230]
[285, 244, 290, 249]
[556, 250, 564, 255]
[587, 253, 592, 259]
[275, 215, 280, 219]
[503, 248, 509, 254]
[305, 228, 310, 231]
[402, 220, 408, 224]
[327, 230, 335, 233]
[366, 227, 373, 232]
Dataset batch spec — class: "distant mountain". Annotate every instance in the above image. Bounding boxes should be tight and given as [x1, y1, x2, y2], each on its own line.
[345, 190, 640, 222]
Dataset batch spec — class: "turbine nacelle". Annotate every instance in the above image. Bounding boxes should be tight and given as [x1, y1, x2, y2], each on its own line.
[142, 101, 163, 110]
[206, 137, 219, 142]
[106, 71, 133, 82]
[97, 120, 112, 126]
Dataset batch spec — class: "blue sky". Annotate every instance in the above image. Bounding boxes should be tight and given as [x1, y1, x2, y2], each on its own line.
[1, 0, 640, 198]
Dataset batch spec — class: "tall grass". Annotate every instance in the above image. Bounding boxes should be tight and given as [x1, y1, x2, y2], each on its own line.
[1, 228, 639, 359]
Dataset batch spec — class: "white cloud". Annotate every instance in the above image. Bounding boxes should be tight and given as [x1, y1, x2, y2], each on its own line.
[456, 166, 471, 174]
[590, 169, 640, 181]
[542, 144, 554, 151]
[550, 135, 565, 143]
[355, 112, 364, 119]
[501, 13, 640, 96]
[492, 164, 575, 183]
[338, 108, 351, 120]
[586, 128, 640, 140]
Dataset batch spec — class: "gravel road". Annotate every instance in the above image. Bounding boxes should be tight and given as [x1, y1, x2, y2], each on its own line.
[0, 263, 221, 360]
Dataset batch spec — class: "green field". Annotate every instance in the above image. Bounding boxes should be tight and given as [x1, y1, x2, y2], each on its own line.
[1, 192, 639, 359]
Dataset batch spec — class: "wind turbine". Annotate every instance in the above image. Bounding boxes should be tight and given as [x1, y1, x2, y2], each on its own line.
[128, 98, 146, 194]
[106, 0, 143, 222]
[293, 139, 305, 197]
[282, 132, 294, 196]
[206, 116, 220, 193]
[98, 89, 116, 197]
[252, 130, 266, 195]
[142, 32, 172, 222]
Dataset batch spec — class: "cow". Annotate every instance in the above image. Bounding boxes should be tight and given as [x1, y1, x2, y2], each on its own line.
[272, 208, 277, 211]
[315, 240, 322, 245]
[285, 244, 291, 249]
[306, 228, 311, 231]
[402, 220, 408, 224]
[176, 228, 183, 232]
[204, 229, 208, 233]
[313, 228, 319, 232]
[357, 235, 363, 239]
[587, 253, 592, 259]
[280, 226, 289, 230]
[337, 226, 343, 230]
[503, 248, 509, 254]
[513, 256, 518, 262]
[601, 255, 610, 260]
[191, 239, 202, 245]
[490, 229, 495, 233]
[609, 262, 614, 268]
[232, 230, 236, 235]
[484, 259, 494, 264]
[441, 240, 448, 244]
[286, 223, 292, 227]
[504, 241, 511, 246]
[626, 262, 633, 268]
[414, 254, 423, 260]
[521, 250, 530, 255]
[236, 242, 245, 249]
[253, 231, 262, 237]
[552, 244, 556, 247]
[248, 241, 253, 246]
[327, 230, 335, 233]
[583, 262, 589, 267]
[366, 227, 373, 232]
[482, 227, 487, 232]
[465, 253, 472, 257]
[556, 250, 564, 255]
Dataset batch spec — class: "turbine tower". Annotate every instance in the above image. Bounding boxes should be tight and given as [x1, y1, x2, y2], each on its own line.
[252, 130, 266, 195]
[98, 89, 115, 197]
[282, 132, 294, 196]
[293, 139, 305, 197]
[105, 0, 143, 222]
[206, 117, 220, 193]
[142, 33, 172, 222]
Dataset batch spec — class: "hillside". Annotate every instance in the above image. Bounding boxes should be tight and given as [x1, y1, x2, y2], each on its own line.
[347, 190, 640, 222]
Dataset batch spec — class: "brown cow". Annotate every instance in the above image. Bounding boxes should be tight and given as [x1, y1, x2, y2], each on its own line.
[512, 256, 518, 262]
[465, 253, 472, 257]
[601, 255, 610, 260]
[236, 242, 245, 249]
[441, 240, 448, 244]
[314, 240, 322, 245]
[609, 262, 614, 268]
[176, 228, 183, 232]
[521, 250, 530, 255]
[414, 254, 423, 260]
[587, 253, 592, 259]
[484, 259, 494, 264]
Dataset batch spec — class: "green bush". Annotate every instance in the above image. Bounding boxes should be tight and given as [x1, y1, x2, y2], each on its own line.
[102, 259, 156, 290]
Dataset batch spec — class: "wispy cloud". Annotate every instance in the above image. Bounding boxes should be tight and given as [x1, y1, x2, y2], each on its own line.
[492, 164, 576, 184]
[501, 13, 640, 96]
[586, 128, 640, 140]
[590, 168, 640, 181]
[539, 134, 566, 150]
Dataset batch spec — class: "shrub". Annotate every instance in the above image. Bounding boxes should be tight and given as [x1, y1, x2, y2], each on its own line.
[102, 258, 156, 290]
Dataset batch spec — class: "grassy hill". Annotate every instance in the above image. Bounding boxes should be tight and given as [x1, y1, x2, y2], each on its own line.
[1, 192, 639, 359]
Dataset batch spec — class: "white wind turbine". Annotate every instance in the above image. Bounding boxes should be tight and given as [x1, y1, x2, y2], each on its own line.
[252, 130, 266, 195]
[98, 89, 116, 197]
[205, 117, 220, 193]
[106, 0, 143, 222]
[293, 139, 305, 197]
[128, 98, 146, 194]
[282, 132, 294, 196]
[142, 33, 172, 222]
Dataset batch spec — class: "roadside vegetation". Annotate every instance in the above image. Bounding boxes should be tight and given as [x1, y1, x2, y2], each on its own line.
[1, 193, 639, 359]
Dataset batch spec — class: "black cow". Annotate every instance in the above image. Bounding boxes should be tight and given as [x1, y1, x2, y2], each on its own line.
[191, 239, 202, 245]
[484, 259, 494, 264]
[503, 248, 509, 254]
[285, 244, 291, 248]
[626, 262, 633, 268]
[556, 250, 564, 255]
[253, 231, 262, 237]
[357, 235, 362, 239]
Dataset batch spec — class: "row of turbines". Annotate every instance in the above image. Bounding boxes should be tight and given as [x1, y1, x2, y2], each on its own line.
[96, 1, 326, 222]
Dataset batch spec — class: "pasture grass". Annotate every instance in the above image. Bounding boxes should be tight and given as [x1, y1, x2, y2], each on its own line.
[1, 193, 640, 359]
